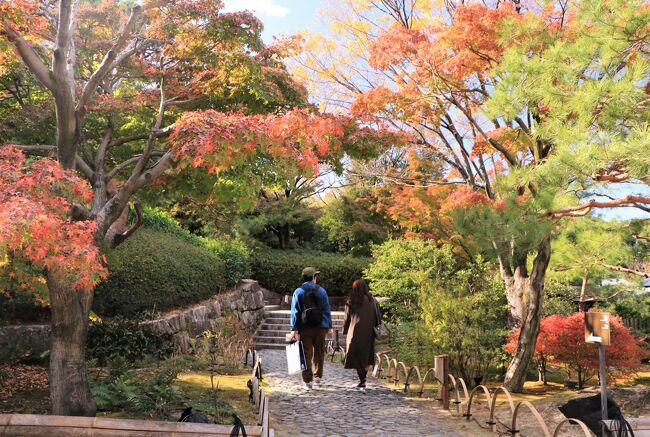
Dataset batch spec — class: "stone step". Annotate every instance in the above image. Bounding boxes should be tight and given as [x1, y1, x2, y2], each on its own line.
[260, 323, 344, 331]
[253, 335, 346, 345]
[253, 342, 287, 350]
[256, 330, 290, 338]
[263, 304, 281, 311]
[263, 318, 293, 326]
[255, 329, 347, 339]
[265, 310, 345, 314]
[253, 336, 289, 344]
[262, 319, 346, 327]
[263, 312, 345, 320]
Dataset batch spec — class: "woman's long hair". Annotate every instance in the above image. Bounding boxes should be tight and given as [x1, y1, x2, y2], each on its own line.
[348, 279, 372, 308]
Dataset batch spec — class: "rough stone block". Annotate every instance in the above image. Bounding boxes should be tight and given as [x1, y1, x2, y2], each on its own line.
[167, 315, 181, 332]
[253, 290, 265, 308]
[176, 331, 190, 354]
[0, 324, 51, 360]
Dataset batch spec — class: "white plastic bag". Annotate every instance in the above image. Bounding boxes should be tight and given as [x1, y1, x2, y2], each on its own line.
[286, 341, 306, 374]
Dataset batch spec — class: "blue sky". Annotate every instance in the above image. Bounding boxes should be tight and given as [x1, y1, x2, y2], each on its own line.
[223, 0, 324, 42]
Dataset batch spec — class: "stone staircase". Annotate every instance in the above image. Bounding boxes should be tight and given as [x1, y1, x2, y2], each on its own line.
[253, 305, 346, 350]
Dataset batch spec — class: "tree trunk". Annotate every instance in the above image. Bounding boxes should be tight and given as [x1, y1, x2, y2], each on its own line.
[503, 237, 552, 392]
[579, 275, 588, 312]
[277, 224, 290, 249]
[496, 245, 528, 327]
[502, 267, 529, 326]
[47, 270, 96, 416]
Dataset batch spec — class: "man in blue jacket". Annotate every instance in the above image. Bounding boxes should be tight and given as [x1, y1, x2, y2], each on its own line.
[290, 267, 332, 389]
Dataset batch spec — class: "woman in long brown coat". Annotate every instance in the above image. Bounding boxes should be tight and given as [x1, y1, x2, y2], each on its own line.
[343, 279, 379, 392]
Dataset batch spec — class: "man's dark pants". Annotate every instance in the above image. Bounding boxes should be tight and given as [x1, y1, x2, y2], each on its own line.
[299, 326, 327, 383]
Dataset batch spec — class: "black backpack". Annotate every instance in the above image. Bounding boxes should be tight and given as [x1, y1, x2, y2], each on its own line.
[300, 286, 323, 327]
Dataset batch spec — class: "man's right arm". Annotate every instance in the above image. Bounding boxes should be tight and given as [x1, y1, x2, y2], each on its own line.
[290, 289, 301, 332]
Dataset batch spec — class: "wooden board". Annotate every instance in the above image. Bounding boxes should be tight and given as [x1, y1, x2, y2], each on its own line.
[0, 414, 264, 437]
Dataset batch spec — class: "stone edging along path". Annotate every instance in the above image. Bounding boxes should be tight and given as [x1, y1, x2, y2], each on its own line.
[258, 349, 463, 437]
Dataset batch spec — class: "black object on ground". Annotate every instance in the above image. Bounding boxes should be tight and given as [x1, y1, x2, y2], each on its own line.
[230, 413, 248, 437]
[178, 406, 210, 423]
[558, 394, 634, 436]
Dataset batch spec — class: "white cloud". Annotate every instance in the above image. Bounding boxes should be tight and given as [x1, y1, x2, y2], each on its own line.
[223, 0, 289, 18]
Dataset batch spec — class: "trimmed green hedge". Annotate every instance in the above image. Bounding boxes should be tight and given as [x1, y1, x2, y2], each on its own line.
[94, 228, 235, 317]
[250, 249, 370, 296]
[141, 207, 251, 284]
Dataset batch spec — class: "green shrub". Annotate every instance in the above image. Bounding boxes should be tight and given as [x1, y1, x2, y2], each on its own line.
[94, 228, 231, 317]
[366, 239, 508, 383]
[142, 207, 251, 283]
[198, 237, 250, 284]
[250, 249, 370, 296]
[87, 317, 176, 366]
[543, 280, 578, 316]
[0, 256, 50, 325]
[611, 293, 650, 335]
[386, 320, 438, 367]
[419, 262, 508, 384]
[364, 239, 454, 321]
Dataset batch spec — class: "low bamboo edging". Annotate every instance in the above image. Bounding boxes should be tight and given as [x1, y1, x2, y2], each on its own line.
[372, 352, 593, 437]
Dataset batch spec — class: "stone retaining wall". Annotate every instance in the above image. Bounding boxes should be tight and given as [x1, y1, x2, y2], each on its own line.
[0, 279, 265, 359]
[141, 279, 265, 352]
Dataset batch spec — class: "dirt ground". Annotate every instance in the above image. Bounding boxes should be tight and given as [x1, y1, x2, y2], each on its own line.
[402, 366, 650, 437]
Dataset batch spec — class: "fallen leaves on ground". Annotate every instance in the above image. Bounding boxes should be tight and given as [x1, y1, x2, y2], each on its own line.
[0, 364, 48, 399]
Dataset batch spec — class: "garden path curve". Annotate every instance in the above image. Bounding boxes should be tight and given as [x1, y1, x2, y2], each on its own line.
[259, 350, 462, 437]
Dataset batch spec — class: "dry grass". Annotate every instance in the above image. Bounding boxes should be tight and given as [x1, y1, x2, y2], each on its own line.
[175, 370, 259, 424]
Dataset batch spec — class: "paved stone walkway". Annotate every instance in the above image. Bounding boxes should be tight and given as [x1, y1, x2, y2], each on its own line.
[259, 350, 462, 437]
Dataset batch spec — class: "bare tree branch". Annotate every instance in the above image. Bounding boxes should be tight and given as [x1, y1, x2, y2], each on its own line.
[111, 202, 143, 248]
[104, 151, 165, 182]
[108, 124, 174, 149]
[2, 25, 55, 91]
[546, 196, 650, 217]
[603, 263, 649, 278]
[77, 5, 143, 113]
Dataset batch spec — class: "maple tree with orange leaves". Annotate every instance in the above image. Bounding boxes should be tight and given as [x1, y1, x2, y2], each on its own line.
[0, 0, 403, 416]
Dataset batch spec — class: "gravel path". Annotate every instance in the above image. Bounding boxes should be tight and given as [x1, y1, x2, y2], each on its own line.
[259, 350, 463, 437]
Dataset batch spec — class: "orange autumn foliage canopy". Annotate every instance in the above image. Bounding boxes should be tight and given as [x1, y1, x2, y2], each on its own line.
[169, 108, 406, 176]
[0, 147, 107, 290]
[368, 4, 521, 83]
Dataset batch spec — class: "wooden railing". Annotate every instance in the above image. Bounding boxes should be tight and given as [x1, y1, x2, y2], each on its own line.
[623, 317, 649, 334]
[243, 348, 272, 437]
[372, 352, 592, 437]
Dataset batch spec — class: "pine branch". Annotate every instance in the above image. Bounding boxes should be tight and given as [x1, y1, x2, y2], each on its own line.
[546, 196, 650, 218]
[603, 263, 648, 278]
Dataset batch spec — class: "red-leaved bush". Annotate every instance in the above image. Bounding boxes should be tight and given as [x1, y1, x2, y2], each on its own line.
[505, 312, 648, 389]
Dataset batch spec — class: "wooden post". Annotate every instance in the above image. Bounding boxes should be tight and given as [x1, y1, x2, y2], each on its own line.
[435, 354, 450, 410]
[599, 342, 608, 437]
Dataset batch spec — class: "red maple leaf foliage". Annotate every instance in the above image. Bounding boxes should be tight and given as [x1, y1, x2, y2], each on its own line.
[169, 108, 406, 176]
[440, 185, 491, 213]
[506, 312, 648, 384]
[0, 147, 107, 291]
